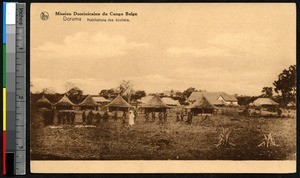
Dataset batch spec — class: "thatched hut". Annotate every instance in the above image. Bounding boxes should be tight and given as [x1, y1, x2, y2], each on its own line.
[140, 95, 171, 113]
[188, 91, 238, 106]
[249, 98, 279, 116]
[161, 97, 180, 106]
[92, 96, 110, 110]
[185, 96, 215, 116]
[251, 98, 279, 107]
[78, 95, 98, 110]
[105, 95, 133, 112]
[36, 95, 53, 109]
[55, 95, 75, 110]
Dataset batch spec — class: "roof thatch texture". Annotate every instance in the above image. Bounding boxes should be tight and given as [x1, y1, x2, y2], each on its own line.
[55, 95, 75, 106]
[140, 95, 170, 108]
[106, 95, 132, 108]
[186, 96, 215, 109]
[78, 95, 98, 106]
[251, 98, 278, 107]
[188, 91, 237, 104]
[188, 91, 237, 105]
[137, 95, 154, 104]
[92, 96, 110, 103]
[36, 95, 53, 105]
[161, 97, 180, 106]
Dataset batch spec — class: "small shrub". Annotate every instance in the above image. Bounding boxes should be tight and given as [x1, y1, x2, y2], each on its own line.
[216, 127, 235, 147]
[258, 133, 280, 148]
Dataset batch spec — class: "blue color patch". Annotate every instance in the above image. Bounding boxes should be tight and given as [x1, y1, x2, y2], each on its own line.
[3, 2, 6, 44]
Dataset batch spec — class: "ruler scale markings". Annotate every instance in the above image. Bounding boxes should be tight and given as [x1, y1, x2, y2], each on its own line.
[15, 3, 26, 175]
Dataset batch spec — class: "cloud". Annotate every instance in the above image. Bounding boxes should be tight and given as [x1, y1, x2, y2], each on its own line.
[167, 33, 269, 58]
[31, 78, 116, 95]
[34, 32, 149, 58]
[167, 46, 233, 57]
[208, 33, 269, 52]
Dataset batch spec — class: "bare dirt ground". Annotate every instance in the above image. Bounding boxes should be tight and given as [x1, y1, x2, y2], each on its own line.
[30, 109, 296, 160]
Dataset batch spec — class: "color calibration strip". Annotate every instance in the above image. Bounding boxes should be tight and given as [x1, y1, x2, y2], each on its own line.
[3, 2, 26, 175]
[3, 2, 7, 175]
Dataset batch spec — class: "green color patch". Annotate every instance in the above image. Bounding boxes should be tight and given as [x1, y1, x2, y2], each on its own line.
[3, 45, 6, 87]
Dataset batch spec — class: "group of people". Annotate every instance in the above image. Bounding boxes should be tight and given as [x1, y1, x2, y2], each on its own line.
[43, 109, 195, 126]
[82, 110, 109, 125]
[176, 110, 194, 124]
[81, 109, 138, 126]
[144, 111, 168, 123]
[42, 109, 55, 125]
[57, 111, 76, 124]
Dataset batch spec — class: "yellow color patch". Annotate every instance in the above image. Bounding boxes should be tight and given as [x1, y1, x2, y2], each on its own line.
[3, 88, 6, 131]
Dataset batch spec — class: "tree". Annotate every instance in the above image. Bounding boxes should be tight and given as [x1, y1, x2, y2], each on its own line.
[273, 65, 296, 105]
[99, 88, 118, 99]
[66, 87, 83, 103]
[118, 80, 134, 102]
[183, 87, 197, 99]
[261, 87, 273, 98]
[131, 90, 146, 101]
[236, 95, 258, 106]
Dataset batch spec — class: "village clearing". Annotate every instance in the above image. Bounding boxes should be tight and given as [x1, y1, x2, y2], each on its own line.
[30, 109, 296, 161]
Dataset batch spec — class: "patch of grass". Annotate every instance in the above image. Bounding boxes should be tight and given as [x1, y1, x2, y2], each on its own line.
[30, 111, 296, 160]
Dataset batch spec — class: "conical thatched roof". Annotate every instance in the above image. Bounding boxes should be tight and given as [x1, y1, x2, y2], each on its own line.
[140, 95, 170, 108]
[251, 98, 278, 107]
[55, 95, 75, 106]
[137, 95, 154, 104]
[106, 95, 132, 108]
[186, 96, 215, 109]
[78, 95, 98, 106]
[36, 95, 53, 105]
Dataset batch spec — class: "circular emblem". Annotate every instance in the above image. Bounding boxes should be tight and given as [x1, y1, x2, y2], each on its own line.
[40, 11, 49, 21]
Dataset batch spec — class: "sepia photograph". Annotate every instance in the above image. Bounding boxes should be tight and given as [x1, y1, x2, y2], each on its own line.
[30, 3, 296, 173]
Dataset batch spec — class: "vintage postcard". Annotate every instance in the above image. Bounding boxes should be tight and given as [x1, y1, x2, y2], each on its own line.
[30, 3, 296, 173]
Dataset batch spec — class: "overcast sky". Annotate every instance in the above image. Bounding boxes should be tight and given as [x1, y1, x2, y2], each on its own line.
[31, 3, 296, 96]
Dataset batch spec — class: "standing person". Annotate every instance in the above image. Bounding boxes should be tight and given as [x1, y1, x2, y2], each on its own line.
[99, 113, 103, 122]
[129, 110, 135, 126]
[151, 112, 156, 122]
[61, 111, 65, 124]
[190, 111, 194, 124]
[57, 111, 61, 124]
[89, 110, 94, 124]
[87, 111, 90, 124]
[187, 111, 193, 125]
[66, 112, 70, 124]
[134, 109, 138, 123]
[158, 112, 163, 123]
[180, 110, 184, 122]
[186, 111, 190, 124]
[176, 112, 180, 122]
[114, 111, 118, 122]
[71, 112, 75, 124]
[104, 110, 109, 122]
[145, 112, 149, 122]
[82, 110, 86, 124]
[96, 112, 101, 124]
[50, 109, 55, 125]
[164, 111, 168, 123]
[122, 112, 126, 124]
[43, 111, 49, 125]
